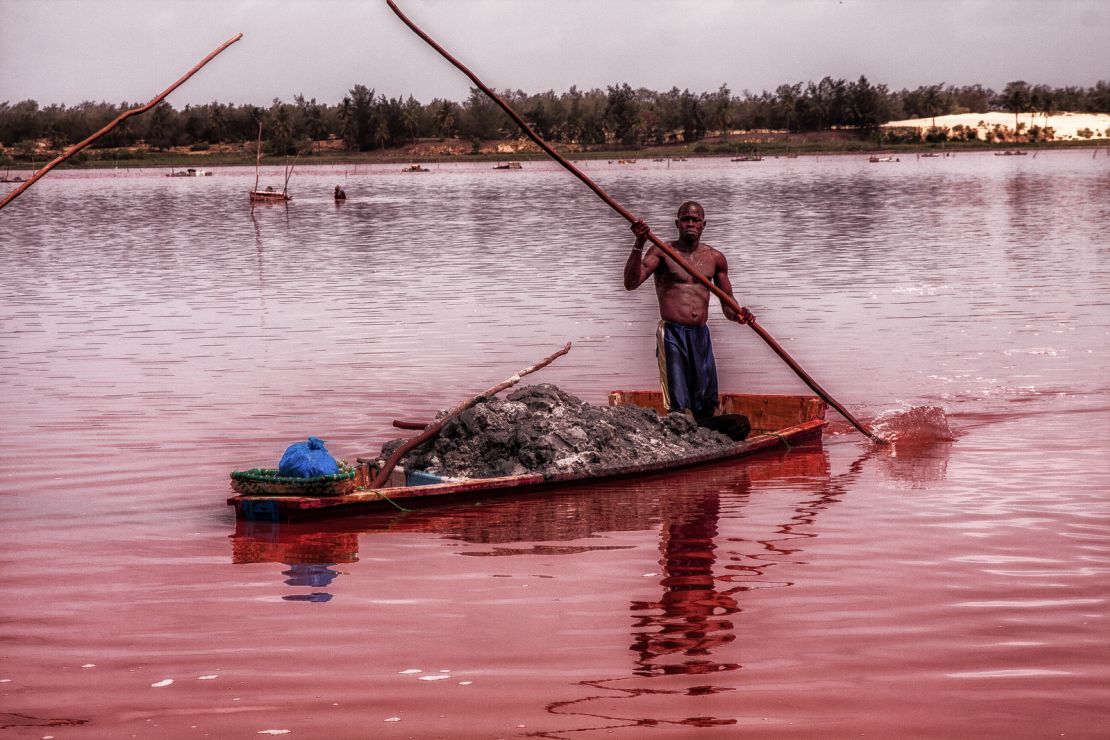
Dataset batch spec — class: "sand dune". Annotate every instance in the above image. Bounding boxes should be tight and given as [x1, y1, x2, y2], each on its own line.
[883, 111, 1110, 140]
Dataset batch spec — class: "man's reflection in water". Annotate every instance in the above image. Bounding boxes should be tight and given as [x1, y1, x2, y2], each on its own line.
[547, 451, 847, 733]
[231, 522, 358, 602]
[281, 563, 341, 602]
[630, 484, 742, 677]
[628, 445, 860, 679]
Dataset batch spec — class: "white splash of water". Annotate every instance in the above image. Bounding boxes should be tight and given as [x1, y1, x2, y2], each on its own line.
[873, 404, 956, 445]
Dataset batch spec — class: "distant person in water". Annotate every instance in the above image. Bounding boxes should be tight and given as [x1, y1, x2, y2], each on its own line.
[623, 201, 753, 425]
[334, 185, 346, 200]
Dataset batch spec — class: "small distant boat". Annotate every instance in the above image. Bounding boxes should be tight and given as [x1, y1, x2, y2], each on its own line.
[618, 159, 637, 164]
[731, 156, 763, 162]
[167, 167, 213, 177]
[249, 187, 291, 203]
[994, 150, 1028, 157]
[492, 161, 522, 170]
[0, 174, 24, 183]
[869, 155, 899, 163]
[403, 164, 430, 173]
[920, 153, 942, 158]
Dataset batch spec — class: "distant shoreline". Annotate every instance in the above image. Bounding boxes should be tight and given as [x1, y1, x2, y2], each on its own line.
[3, 118, 1108, 173]
[4, 140, 1107, 173]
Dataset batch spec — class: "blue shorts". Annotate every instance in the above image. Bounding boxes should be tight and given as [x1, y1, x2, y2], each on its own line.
[656, 320, 719, 420]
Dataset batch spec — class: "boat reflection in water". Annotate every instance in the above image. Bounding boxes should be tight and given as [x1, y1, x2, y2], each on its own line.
[228, 436, 947, 731]
[229, 441, 843, 616]
[231, 525, 358, 602]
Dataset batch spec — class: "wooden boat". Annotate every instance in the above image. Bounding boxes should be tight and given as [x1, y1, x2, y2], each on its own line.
[249, 187, 291, 203]
[167, 167, 213, 177]
[731, 156, 763, 162]
[228, 390, 828, 522]
[403, 164, 430, 173]
[868, 155, 898, 163]
[230, 442, 834, 567]
[994, 150, 1028, 156]
[493, 161, 522, 170]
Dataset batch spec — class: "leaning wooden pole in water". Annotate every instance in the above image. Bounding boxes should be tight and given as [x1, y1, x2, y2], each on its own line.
[282, 153, 299, 196]
[367, 342, 572, 488]
[0, 33, 243, 211]
[253, 122, 264, 192]
[385, 1, 888, 444]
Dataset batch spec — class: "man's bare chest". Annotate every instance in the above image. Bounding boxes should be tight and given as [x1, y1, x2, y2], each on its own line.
[660, 246, 714, 283]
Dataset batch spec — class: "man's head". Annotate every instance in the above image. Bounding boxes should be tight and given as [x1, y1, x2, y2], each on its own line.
[675, 201, 706, 246]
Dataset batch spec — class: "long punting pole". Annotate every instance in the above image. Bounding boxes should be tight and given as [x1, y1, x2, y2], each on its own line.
[385, 1, 887, 445]
[0, 33, 243, 211]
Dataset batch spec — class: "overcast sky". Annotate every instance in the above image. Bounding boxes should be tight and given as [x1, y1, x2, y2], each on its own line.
[2, 0, 1107, 109]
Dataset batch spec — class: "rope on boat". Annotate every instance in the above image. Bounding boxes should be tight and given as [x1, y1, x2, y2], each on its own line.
[371, 489, 413, 512]
[762, 432, 793, 451]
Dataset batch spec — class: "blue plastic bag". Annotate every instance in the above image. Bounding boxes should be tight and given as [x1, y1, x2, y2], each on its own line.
[278, 436, 339, 478]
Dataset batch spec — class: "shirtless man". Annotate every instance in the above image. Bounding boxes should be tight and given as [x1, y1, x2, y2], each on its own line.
[623, 201, 753, 421]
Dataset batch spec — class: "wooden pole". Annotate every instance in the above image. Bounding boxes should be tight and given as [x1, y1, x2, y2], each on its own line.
[0, 33, 243, 211]
[368, 342, 572, 488]
[253, 121, 263, 192]
[282, 153, 299, 195]
[385, 1, 888, 444]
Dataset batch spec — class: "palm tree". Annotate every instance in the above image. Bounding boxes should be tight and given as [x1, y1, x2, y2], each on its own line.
[338, 97, 354, 150]
[1032, 84, 1055, 133]
[208, 102, 225, 145]
[1002, 81, 1031, 132]
[922, 83, 946, 129]
[401, 96, 422, 144]
[268, 100, 293, 155]
[373, 114, 390, 150]
[711, 84, 731, 140]
[433, 100, 457, 139]
[775, 83, 801, 132]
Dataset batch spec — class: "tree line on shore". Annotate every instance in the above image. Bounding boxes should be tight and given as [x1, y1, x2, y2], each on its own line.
[1, 78, 1107, 161]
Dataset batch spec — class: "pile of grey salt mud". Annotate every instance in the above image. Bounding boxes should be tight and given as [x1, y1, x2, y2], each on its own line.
[381, 383, 734, 479]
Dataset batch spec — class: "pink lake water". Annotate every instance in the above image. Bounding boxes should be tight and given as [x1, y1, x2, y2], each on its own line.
[1, 151, 1109, 738]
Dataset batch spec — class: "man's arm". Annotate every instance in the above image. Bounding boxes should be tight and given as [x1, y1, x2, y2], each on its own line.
[624, 219, 660, 290]
[713, 251, 754, 324]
